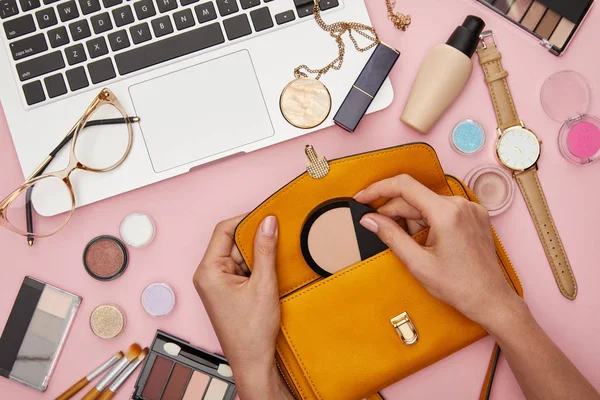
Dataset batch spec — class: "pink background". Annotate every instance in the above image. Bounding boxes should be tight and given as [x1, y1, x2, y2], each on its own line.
[1, 0, 599, 398]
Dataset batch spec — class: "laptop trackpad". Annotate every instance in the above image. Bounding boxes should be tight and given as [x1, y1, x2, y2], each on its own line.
[129, 50, 274, 173]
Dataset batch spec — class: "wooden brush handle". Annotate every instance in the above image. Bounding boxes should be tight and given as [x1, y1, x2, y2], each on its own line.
[81, 387, 102, 400]
[56, 377, 89, 400]
[97, 390, 115, 400]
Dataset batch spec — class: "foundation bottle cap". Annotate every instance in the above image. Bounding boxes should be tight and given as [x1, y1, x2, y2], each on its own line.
[446, 16, 485, 58]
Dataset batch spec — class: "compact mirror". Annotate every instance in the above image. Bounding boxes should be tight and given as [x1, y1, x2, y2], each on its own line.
[300, 198, 388, 277]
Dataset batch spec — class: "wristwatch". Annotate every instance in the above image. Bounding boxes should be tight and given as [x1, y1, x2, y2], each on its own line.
[476, 31, 577, 300]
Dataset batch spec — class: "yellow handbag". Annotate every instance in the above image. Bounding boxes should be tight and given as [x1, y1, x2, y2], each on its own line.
[234, 143, 523, 400]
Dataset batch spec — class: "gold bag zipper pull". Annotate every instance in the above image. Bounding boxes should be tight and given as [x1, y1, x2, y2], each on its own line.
[305, 145, 330, 179]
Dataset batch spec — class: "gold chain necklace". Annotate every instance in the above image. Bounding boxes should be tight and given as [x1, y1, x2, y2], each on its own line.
[385, 0, 411, 31]
[280, 0, 409, 129]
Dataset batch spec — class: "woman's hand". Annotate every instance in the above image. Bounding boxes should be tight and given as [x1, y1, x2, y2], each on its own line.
[354, 174, 524, 332]
[193, 215, 294, 400]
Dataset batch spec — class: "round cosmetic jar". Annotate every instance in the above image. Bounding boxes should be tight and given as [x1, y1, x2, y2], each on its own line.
[465, 165, 515, 217]
[541, 71, 600, 166]
[141, 283, 176, 317]
[90, 304, 126, 339]
[450, 119, 486, 155]
[120, 213, 156, 248]
[83, 236, 129, 281]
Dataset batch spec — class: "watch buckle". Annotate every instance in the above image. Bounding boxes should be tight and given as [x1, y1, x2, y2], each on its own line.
[478, 30, 497, 50]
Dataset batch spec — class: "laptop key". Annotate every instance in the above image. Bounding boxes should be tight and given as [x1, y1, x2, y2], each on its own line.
[10, 33, 47, 60]
[16, 50, 65, 81]
[108, 29, 129, 50]
[223, 13, 250, 40]
[113, 5, 134, 27]
[134, 0, 155, 20]
[0, 0, 18, 19]
[43, 0, 60, 4]
[156, 0, 176, 13]
[180, 0, 197, 6]
[320, 0, 338, 11]
[250, 6, 271, 32]
[129, 21, 151, 43]
[215, 0, 237, 17]
[297, 4, 312, 18]
[102, 0, 120, 7]
[173, 8, 193, 30]
[44, 73, 67, 97]
[274, 9, 294, 25]
[19, 0, 40, 12]
[86, 36, 108, 57]
[239, 0, 258, 10]
[88, 57, 115, 83]
[22, 80, 45, 105]
[65, 43, 86, 65]
[57, 0, 78, 22]
[91, 12, 112, 34]
[4, 14, 36, 39]
[48, 26, 69, 47]
[115, 22, 224, 75]
[78, 0, 100, 14]
[150, 15, 172, 37]
[35, 7, 57, 28]
[69, 19, 91, 40]
[194, 1, 215, 23]
[65, 66, 88, 90]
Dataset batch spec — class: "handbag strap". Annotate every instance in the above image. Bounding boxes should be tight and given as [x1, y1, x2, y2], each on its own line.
[367, 344, 500, 400]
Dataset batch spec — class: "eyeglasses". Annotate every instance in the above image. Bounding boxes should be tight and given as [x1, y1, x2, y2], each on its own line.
[0, 88, 139, 246]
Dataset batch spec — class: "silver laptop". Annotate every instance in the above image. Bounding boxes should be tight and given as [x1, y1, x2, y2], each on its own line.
[0, 0, 394, 216]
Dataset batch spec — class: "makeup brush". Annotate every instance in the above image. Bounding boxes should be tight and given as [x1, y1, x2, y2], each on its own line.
[82, 344, 142, 400]
[97, 348, 148, 400]
[56, 352, 124, 400]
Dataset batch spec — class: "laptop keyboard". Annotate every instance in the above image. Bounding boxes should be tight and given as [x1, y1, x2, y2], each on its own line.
[1, 0, 339, 106]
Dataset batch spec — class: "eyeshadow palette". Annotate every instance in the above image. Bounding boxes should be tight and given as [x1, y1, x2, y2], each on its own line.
[133, 330, 236, 400]
[0, 277, 81, 392]
[474, 0, 594, 55]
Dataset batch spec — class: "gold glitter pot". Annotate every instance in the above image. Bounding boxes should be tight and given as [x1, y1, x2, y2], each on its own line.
[90, 304, 126, 339]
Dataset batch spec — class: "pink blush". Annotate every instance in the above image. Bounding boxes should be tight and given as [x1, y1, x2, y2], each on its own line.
[567, 121, 600, 159]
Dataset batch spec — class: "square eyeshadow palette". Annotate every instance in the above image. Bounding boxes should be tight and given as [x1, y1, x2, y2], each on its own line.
[475, 0, 594, 55]
[133, 330, 236, 400]
[0, 276, 81, 392]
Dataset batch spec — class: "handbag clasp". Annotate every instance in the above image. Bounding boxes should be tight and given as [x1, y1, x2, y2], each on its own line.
[391, 312, 418, 345]
[305, 145, 330, 179]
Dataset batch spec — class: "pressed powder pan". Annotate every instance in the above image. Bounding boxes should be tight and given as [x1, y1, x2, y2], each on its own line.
[301, 199, 388, 277]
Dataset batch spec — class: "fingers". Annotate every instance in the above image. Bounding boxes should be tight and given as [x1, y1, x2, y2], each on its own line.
[377, 197, 423, 221]
[355, 175, 443, 221]
[360, 213, 431, 271]
[250, 216, 279, 288]
[204, 214, 246, 260]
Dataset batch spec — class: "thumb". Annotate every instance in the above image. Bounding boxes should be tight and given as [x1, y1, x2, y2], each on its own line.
[360, 213, 430, 271]
[251, 216, 279, 287]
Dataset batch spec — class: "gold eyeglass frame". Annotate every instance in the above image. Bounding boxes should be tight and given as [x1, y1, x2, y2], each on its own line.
[0, 88, 134, 238]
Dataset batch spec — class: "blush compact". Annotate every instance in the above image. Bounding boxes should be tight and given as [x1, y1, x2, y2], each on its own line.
[541, 71, 600, 166]
[300, 199, 388, 277]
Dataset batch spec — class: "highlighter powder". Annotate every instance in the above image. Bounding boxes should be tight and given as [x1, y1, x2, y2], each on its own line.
[83, 236, 128, 281]
[465, 165, 515, 217]
[142, 283, 176, 317]
[120, 213, 156, 248]
[90, 304, 126, 339]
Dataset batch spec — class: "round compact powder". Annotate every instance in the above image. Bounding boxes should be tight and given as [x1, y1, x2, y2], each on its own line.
[90, 304, 126, 339]
[451, 120, 486, 155]
[83, 236, 129, 281]
[566, 121, 600, 159]
[141, 283, 176, 317]
[465, 166, 515, 217]
[120, 213, 156, 248]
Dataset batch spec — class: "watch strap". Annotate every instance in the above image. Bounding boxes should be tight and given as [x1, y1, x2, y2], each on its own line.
[515, 169, 578, 300]
[476, 41, 521, 131]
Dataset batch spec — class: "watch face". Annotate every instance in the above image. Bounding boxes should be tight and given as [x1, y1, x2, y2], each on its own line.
[497, 127, 541, 171]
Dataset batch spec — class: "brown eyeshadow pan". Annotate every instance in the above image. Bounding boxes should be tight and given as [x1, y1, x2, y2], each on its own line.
[161, 363, 192, 400]
[549, 18, 576, 49]
[535, 8, 561, 38]
[83, 236, 128, 281]
[521, 1, 547, 30]
[506, 0, 532, 21]
[142, 356, 173, 400]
